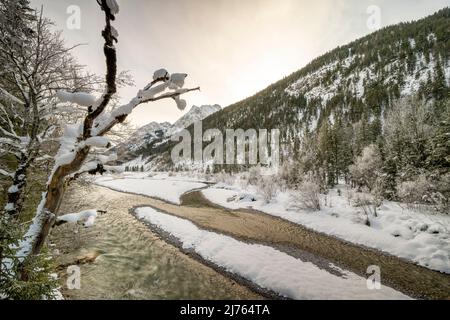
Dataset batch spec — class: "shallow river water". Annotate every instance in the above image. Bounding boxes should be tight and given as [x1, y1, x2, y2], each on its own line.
[51, 183, 261, 300]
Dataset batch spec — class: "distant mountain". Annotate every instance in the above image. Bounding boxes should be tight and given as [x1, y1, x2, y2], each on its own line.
[117, 104, 221, 163]
[169, 104, 221, 136]
[131, 8, 450, 170]
[126, 121, 172, 152]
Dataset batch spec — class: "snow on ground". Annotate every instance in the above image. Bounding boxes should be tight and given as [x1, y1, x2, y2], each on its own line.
[94, 172, 207, 204]
[202, 183, 450, 274]
[135, 206, 410, 300]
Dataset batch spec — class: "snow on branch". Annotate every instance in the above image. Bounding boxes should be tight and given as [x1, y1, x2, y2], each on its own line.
[56, 209, 99, 227]
[0, 87, 24, 105]
[84, 136, 111, 148]
[97, 0, 120, 21]
[169, 73, 187, 89]
[68, 153, 120, 181]
[93, 71, 199, 136]
[105, 0, 120, 15]
[52, 124, 82, 168]
[153, 69, 169, 80]
[56, 91, 97, 107]
[0, 168, 14, 178]
[173, 96, 187, 111]
[19, 0, 200, 258]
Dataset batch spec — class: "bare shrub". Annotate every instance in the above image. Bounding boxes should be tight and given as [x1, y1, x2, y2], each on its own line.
[289, 175, 321, 211]
[346, 188, 354, 205]
[248, 165, 261, 185]
[215, 171, 235, 185]
[256, 176, 278, 203]
[277, 161, 300, 189]
[355, 194, 377, 220]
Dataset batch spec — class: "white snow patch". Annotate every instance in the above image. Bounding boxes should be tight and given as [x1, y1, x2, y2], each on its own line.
[202, 183, 450, 274]
[84, 136, 110, 148]
[7, 185, 19, 193]
[135, 207, 410, 300]
[94, 173, 206, 204]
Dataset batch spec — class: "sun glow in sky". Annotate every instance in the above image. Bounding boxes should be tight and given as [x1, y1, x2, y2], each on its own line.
[30, 0, 450, 127]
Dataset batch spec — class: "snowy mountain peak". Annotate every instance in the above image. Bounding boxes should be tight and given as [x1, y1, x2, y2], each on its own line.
[120, 104, 221, 154]
[170, 104, 221, 135]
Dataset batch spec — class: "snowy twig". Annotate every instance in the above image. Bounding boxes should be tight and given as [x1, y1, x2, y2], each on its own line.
[0, 169, 14, 178]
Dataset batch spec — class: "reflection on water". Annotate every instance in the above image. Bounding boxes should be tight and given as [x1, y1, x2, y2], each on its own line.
[51, 184, 261, 300]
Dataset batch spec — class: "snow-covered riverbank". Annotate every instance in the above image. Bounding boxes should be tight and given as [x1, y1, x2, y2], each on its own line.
[202, 182, 450, 274]
[94, 172, 207, 204]
[92, 172, 450, 274]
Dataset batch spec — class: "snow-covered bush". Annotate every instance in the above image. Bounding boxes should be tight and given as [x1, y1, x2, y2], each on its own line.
[256, 176, 278, 203]
[397, 176, 429, 210]
[215, 171, 235, 185]
[431, 173, 450, 214]
[248, 165, 261, 185]
[346, 188, 354, 205]
[349, 144, 382, 192]
[397, 174, 449, 213]
[353, 193, 378, 223]
[277, 161, 300, 189]
[289, 175, 321, 211]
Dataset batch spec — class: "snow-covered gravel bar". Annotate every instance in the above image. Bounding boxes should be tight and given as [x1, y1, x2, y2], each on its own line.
[94, 173, 206, 204]
[202, 184, 450, 274]
[135, 207, 410, 300]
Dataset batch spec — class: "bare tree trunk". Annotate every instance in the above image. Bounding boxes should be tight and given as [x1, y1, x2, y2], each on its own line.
[30, 147, 90, 255]
[27, 1, 117, 256]
[3, 92, 38, 218]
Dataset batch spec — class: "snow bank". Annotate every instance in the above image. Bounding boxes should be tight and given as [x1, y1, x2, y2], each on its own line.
[202, 184, 450, 274]
[135, 207, 410, 300]
[94, 173, 206, 204]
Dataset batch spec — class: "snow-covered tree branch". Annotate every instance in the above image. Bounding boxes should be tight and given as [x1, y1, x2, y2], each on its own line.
[0, 2, 103, 219]
[18, 0, 199, 260]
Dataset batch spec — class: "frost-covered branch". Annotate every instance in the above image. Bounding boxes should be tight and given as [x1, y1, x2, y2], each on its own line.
[55, 209, 100, 227]
[95, 72, 199, 136]
[20, 0, 199, 260]
[0, 168, 14, 178]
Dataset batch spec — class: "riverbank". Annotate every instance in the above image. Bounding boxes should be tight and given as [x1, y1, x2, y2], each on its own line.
[51, 182, 450, 299]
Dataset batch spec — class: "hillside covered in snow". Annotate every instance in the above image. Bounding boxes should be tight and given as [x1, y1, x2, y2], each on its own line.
[128, 8, 449, 171]
[116, 104, 221, 162]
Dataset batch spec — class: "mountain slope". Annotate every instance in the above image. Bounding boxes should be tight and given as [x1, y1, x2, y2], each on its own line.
[203, 8, 449, 139]
[134, 8, 450, 170]
[118, 104, 221, 163]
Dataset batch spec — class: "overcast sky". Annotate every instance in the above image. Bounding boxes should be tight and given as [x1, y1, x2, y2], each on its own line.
[29, 0, 450, 127]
